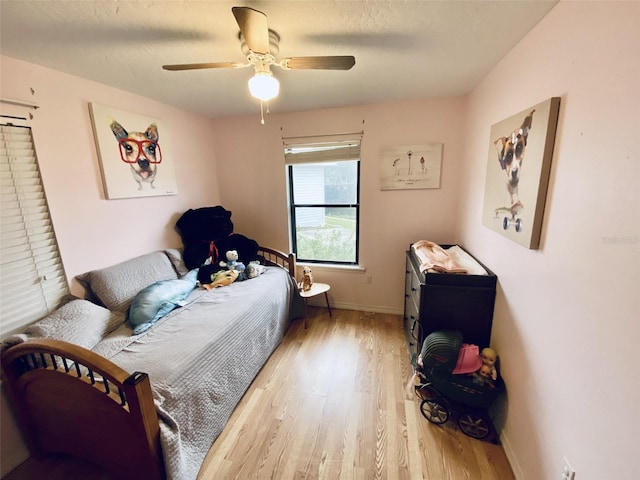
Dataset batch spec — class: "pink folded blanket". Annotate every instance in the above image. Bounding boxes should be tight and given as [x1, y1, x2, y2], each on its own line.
[412, 240, 468, 274]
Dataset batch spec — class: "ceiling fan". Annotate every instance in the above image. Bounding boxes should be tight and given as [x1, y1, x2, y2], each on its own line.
[162, 6, 356, 119]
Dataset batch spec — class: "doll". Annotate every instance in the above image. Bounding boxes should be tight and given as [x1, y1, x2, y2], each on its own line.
[480, 347, 498, 381]
[472, 364, 495, 388]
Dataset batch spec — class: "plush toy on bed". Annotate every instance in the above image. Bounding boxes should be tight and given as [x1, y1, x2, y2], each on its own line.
[202, 269, 240, 290]
[245, 261, 267, 279]
[128, 269, 199, 335]
[219, 250, 247, 280]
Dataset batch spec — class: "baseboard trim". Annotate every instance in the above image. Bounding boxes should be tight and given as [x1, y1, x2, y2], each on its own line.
[305, 299, 403, 316]
[497, 427, 521, 479]
[490, 404, 521, 479]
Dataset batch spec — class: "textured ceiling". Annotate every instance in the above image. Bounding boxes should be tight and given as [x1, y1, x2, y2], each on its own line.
[0, 1, 557, 119]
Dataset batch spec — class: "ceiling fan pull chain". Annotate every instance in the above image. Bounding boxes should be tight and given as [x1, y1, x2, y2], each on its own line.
[260, 101, 265, 125]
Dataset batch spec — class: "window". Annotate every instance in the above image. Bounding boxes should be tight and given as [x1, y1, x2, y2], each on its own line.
[0, 116, 69, 338]
[285, 138, 361, 265]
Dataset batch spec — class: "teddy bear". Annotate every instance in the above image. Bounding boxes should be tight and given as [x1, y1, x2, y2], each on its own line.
[299, 266, 313, 292]
[219, 250, 247, 281]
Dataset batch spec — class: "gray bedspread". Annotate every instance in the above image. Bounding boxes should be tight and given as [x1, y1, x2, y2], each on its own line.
[92, 266, 301, 480]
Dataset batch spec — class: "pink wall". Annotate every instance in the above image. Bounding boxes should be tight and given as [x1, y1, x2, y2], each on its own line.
[2, 2, 639, 477]
[0, 56, 222, 297]
[211, 98, 467, 312]
[457, 2, 640, 479]
[0, 55, 222, 474]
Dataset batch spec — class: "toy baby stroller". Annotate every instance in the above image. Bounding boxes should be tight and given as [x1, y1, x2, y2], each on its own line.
[414, 330, 504, 442]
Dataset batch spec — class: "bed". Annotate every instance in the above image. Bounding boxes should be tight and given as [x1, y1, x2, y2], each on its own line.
[1, 246, 302, 480]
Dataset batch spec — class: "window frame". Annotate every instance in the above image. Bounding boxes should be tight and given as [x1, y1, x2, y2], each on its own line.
[287, 160, 361, 265]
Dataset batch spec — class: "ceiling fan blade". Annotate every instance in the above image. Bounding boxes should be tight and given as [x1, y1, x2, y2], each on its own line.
[281, 56, 356, 70]
[162, 62, 244, 71]
[232, 6, 270, 55]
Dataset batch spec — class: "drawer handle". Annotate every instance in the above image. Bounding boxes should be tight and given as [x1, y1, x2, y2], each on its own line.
[410, 318, 420, 340]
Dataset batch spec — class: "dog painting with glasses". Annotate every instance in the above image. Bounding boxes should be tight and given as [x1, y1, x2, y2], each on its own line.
[110, 119, 162, 190]
[89, 102, 178, 199]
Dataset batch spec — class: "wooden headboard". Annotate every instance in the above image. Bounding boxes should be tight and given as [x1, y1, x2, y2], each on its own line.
[256, 246, 296, 278]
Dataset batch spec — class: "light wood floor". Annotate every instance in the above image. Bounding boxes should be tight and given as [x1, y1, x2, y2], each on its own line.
[4, 308, 514, 480]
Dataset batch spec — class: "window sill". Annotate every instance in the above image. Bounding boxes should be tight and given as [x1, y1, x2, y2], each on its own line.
[297, 262, 366, 274]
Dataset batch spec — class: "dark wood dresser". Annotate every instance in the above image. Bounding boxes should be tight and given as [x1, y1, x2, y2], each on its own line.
[403, 244, 497, 366]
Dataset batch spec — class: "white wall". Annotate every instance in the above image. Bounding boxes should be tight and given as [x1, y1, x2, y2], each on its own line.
[457, 2, 640, 479]
[211, 98, 467, 313]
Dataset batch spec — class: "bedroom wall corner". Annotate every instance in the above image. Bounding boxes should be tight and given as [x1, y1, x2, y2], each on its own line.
[455, 3, 640, 479]
[211, 97, 468, 313]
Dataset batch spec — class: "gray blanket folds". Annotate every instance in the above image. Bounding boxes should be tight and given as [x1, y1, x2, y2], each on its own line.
[93, 266, 301, 480]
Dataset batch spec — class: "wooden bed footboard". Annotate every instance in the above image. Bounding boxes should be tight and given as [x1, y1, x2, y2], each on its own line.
[1, 338, 164, 480]
[257, 245, 296, 278]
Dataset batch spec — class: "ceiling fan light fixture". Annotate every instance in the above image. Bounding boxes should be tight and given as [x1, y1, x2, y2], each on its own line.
[248, 71, 280, 102]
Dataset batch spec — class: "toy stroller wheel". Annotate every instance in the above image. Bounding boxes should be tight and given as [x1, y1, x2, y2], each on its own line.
[502, 217, 509, 230]
[457, 413, 490, 439]
[515, 218, 523, 232]
[420, 399, 449, 425]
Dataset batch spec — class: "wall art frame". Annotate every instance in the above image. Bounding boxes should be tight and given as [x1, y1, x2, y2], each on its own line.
[89, 102, 178, 199]
[481, 97, 561, 249]
[380, 143, 443, 191]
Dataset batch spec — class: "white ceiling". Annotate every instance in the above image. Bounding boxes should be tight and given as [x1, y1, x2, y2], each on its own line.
[0, 1, 557, 119]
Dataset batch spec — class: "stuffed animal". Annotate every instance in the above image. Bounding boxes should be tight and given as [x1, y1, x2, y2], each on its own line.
[246, 261, 267, 279]
[128, 269, 198, 335]
[176, 206, 234, 269]
[219, 250, 246, 280]
[299, 266, 313, 292]
[480, 347, 498, 381]
[202, 269, 240, 290]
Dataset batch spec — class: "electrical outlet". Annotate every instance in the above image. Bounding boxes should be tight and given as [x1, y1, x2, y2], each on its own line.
[561, 457, 575, 480]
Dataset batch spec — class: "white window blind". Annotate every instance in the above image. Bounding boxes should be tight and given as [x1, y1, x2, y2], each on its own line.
[284, 141, 361, 165]
[0, 119, 69, 338]
[283, 132, 362, 165]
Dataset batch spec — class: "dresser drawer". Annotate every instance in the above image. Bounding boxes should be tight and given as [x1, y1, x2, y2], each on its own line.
[403, 294, 420, 365]
[402, 246, 497, 366]
[405, 257, 421, 306]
